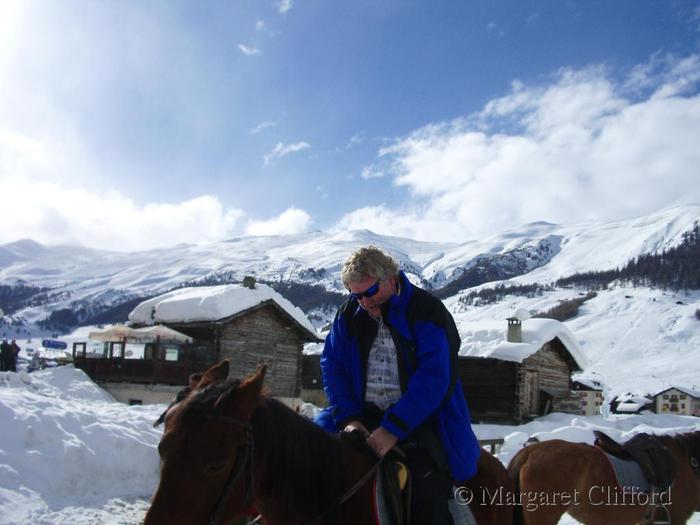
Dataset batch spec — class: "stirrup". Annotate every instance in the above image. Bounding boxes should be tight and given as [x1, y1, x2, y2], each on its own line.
[650, 504, 671, 525]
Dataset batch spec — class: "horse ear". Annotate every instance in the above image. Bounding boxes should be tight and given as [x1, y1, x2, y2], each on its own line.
[198, 360, 230, 388]
[215, 364, 267, 418]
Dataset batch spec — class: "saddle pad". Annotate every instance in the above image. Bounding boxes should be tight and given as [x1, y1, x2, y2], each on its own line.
[373, 471, 476, 525]
[603, 451, 652, 494]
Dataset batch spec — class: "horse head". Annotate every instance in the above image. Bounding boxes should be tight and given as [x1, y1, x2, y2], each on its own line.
[144, 363, 267, 525]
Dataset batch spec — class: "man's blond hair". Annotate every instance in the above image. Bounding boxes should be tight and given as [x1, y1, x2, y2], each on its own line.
[341, 246, 399, 287]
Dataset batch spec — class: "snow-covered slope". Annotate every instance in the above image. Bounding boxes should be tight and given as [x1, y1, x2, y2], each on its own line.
[1, 204, 698, 331]
[445, 285, 700, 399]
[1, 366, 698, 524]
[1, 204, 699, 399]
[0, 367, 162, 524]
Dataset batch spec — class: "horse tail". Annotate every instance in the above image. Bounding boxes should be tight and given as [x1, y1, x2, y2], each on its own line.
[507, 447, 530, 525]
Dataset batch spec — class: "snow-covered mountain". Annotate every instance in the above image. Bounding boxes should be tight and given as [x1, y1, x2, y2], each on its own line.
[0, 204, 698, 332]
[1, 203, 699, 423]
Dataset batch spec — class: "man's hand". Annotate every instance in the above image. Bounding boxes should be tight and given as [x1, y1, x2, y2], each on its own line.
[367, 427, 398, 458]
[343, 420, 369, 437]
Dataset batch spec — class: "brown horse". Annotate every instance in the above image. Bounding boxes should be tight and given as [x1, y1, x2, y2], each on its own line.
[144, 361, 514, 525]
[507, 432, 700, 525]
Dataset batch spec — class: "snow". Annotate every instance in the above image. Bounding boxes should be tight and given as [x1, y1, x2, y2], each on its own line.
[0, 367, 162, 524]
[2, 204, 698, 337]
[457, 317, 589, 369]
[657, 386, 700, 399]
[128, 282, 318, 339]
[444, 285, 700, 400]
[1, 366, 698, 524]
[1, 204, 700, 522]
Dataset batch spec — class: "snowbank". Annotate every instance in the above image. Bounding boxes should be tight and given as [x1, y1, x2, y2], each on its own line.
[1, 366, 698, 524]
[0, 367, 164, 524]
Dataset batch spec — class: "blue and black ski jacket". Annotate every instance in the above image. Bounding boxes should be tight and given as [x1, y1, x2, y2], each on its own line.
[315, 271, 481, 481]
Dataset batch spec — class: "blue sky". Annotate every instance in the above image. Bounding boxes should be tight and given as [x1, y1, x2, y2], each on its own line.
[1, 0, 699, 250]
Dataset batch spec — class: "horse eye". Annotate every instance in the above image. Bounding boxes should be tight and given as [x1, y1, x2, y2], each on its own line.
[204, 460, 226, 476]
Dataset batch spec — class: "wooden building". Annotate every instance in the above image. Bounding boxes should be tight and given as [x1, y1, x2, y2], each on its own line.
[458, 316, 588, 424]
[75, 278, 320, 404]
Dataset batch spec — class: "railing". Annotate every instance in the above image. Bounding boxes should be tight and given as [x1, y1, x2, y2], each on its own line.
[72, 341, 216, 386]
[478, 438, 505, 454]
[73, 356, 209, 385]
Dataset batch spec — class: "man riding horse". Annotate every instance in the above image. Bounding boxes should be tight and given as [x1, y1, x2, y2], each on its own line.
[315, 246, 481, 524]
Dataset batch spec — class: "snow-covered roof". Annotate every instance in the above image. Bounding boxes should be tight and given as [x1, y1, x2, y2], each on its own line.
[128, 283, 319, 341]
[616, 393, 653, 403]
[458, 317, 589, 370]
[654, 386, 700, 399]
[572, 377, 604, 390]
[616, 401, 645, 413]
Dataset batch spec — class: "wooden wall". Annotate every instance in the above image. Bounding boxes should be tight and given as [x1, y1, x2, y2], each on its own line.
[459, 357, 518, 423]
[518, 338, 579, 420]
[219, 304, 304, 397]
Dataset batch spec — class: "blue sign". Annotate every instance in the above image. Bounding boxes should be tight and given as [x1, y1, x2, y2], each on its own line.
[42, 339, 67, 350]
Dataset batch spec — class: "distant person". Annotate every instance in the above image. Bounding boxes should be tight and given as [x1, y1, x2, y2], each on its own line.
[0, 338, 9, 371]
[153, 372, 204, 427]
[9, 339, 20, 372]
[28, 352, 42, 372]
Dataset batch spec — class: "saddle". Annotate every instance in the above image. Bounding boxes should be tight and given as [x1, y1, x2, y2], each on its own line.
[340, 430, 411, 525]
[379, 448, 412, 525]
[593, 431, 677, 491]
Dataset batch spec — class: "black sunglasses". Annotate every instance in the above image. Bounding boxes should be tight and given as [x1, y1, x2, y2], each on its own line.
[348, 280, 381, 300]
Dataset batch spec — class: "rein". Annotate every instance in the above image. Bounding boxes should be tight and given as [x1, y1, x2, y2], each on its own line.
[203, 410, 383, 525]
[205, 414, 255, 525]
[299, 455, 383, 525]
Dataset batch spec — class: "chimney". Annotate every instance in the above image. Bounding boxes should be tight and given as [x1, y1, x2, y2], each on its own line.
[242, 276, 256, 289]
[507, 317, 522, 343]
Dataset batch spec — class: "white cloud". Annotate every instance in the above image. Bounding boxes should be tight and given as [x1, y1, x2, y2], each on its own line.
[335, 205, 463, 241]
[263, 141, 310, 166]
[341, 54, 700, 242]
[256, 20, 265, 31]
[360, 166, 385, 180]
[278, 0, 294, 14]
[249, 121, 277, 134]
[0, 178, 245, 251]
[245, 207, 311, 236]
[238, 44, 262, 56]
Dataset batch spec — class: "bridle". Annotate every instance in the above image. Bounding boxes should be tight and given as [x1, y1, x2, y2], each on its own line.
[203, 413, 382, 525]
[205, 414, 255, 525]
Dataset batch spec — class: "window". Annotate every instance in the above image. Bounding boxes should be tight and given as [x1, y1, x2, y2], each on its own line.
[663, 394, 669, 399]
[129, 399, 142, 406]
[680, 394, 686, 400]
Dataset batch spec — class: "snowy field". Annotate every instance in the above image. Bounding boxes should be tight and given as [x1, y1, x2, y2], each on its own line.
[1, 367, 699, 524]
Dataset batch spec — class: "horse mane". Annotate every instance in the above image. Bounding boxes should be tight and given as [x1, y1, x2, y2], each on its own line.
[184, 378, 242, 415]
[661, 430, 700, 457]
[179, 379, 347, 521]
[252, 397, 345, 520]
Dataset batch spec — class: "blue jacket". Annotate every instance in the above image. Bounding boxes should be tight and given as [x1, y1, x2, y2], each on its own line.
[315, 271, 481, 481]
